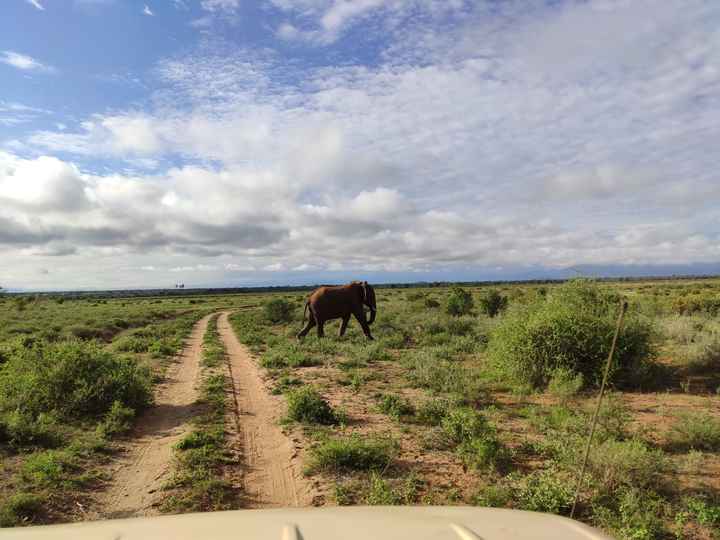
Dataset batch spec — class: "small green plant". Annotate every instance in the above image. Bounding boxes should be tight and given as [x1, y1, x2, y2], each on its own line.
[0, 492, 44, 527]
[547, 367, 584, 401]
[478, 289, 508, 317]
[96, 400, 135, 438]
[473, 484, 513, 508]
[668, 412, 720, 451]
[285, 386, 338, 425]
[442, 406, 505, 470]
[684, 495, 720, 527]
[307, 435, 397, 473]
[516, 469, 574, 514]
[265, 298, 295, 323]
[415, 398, 452, 426]
[446, 287, 474, 317]
[377, 394, 414, 420]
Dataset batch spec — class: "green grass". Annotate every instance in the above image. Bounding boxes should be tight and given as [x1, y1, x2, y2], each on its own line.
[307, 435, 398, 474]
[668, 412, 720, 451]
[285, 386, 339, 425]
[163, 316, 235, 513]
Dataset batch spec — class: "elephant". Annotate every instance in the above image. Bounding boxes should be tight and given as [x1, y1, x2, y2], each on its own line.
[297, 281, 377, 340]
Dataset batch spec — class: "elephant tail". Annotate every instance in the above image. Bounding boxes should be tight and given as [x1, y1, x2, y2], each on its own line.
[303, 301, 309, 322]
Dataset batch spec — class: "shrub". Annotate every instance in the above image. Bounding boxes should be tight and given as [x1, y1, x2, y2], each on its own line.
[446, 287, 474, 316]
[20, 450, 78, 488]
[260, 346, 320, 368]
[0, 493, 44, 527]
[442, 407, 491, 444]
[586, 439, 668, 495]
[149, 339, 178, 358]
[478, 289, 508, 317]
[684, 495, 720, 527]
[96, 400, 135, 438]
[441, 407, 505, 469]
[407, 353, 485, 400]
[668, 412, 720, 451]
[285, 386, 338, 425]
[415, 398, 452, 426]
[592, 487, 666, 540]
[487, 280, 655, 390]
[424, 298, 440, 309]
[547, 367, 584, 401]
[0, 410, 64, 448]
[0, 340, 152, 421]
[446, 318, 475, 336]
[265, 298, 295, 323]
[516, 470, 574, 514]
[114, 335, 151, 353]
[377, 394, 414, 420]
[307, 435, 397, 473]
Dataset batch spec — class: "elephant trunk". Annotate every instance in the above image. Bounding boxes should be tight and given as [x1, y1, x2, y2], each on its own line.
[367, 307, 377, 325]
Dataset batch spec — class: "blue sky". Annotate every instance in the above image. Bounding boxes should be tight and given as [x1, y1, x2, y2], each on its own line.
[1, 0, 719, 290]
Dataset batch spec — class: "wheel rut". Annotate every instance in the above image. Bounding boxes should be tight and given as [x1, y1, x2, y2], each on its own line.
[217, 311, 314, 508]
[92, 313, 212, 519]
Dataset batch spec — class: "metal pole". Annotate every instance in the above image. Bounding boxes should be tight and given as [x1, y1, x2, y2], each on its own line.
[570, 300, 628, 519]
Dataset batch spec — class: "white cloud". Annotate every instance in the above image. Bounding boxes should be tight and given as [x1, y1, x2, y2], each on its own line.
[26, 0, 44, 10]
[1, 51, 55, 73]
[4, 0, 720, 289]
[143, 5, 154, 16]
[201, 0, 239, 12]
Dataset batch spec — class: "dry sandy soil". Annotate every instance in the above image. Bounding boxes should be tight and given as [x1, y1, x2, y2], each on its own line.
[91, 311, 314, 519]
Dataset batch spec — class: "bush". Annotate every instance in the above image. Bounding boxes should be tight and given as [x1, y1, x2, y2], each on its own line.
[487, 280, 655, 390]
[96, 400, 135, 438]
[415, 398, 453, 426]
[377, 394, 414, 420]
[407, 353, 484, 400]
[285, 386, 338, 425]
[0, 493, 44, 527]
[424, 298, 440, 309]
[307, 435, 397, 473]
[446, 287, 474, 316]
[668, 412, 720, 451]
[547, 367, 584, 401]
[0, 410, 64, 448]
[516, 470, 574, 514]
[0, 339, 153, 421]
[260, 346, 320, 368]
[586, 439, 668, 496]
[265, 298, 295, 323]
[441, 407, 505, 470]
[478, 289, 508, 318]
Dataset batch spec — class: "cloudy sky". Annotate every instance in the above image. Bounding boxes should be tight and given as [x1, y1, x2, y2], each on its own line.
[1, 0, 718, 290]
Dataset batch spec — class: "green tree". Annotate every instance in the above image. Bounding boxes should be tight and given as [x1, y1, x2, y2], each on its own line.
[478, 289, 508, 317]
[446, 287, 474, 316]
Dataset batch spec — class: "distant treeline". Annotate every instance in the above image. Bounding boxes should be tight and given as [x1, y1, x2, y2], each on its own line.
[1, 273, 719, 301]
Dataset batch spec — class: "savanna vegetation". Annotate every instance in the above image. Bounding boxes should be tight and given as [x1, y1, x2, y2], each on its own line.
[231, 279, 720, 540]
[1, 278, 719, 539]
[0, 294, 248, 526]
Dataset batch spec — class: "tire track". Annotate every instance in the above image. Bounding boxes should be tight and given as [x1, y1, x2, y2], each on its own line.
[216, 311, 314, 508]
[92, 314, 212, 519]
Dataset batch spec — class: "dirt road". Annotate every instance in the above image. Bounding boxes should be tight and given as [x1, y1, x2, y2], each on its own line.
[93, 314, 212, 519]
[217, 311, 314, 508]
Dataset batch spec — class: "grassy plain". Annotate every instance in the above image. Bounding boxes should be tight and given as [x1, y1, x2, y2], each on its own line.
[1, 279, 719, 539]
[231, 279, 720, 540]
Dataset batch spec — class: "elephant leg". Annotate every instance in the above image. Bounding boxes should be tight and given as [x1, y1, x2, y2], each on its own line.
[352, 310, 374, 340]
[316, 319, 325, 338]
[297, 313, 316, 339]
[339, 315, 350, 337]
